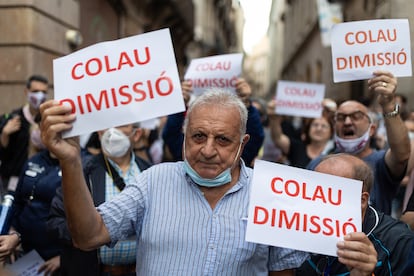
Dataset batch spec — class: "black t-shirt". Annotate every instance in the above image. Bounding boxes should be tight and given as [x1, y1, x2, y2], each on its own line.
[287, 138, 311, 169]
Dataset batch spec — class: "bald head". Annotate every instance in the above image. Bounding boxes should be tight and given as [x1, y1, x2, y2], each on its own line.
[337, 100, 369, 114]
[315, 153, 373, 193]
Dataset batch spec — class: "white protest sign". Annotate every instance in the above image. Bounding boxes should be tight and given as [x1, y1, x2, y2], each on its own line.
[140, 118, 159, 130]
[184, 53, 243, 96]
[275, 80, 325, 118]
[53, 28, 185, 138]
[331, 19, 412, 83]
[6, 249, 44, 276]
[246, 160, 362, 257]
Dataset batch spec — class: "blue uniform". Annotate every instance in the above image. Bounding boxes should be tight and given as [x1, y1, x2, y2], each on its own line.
[12, 150, 62, 260]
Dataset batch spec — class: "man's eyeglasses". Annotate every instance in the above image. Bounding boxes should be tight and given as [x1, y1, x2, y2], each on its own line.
[334, 111, 371, 123]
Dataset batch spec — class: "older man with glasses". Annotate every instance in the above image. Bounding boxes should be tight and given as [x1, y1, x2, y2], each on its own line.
[308, 70, 410, 216]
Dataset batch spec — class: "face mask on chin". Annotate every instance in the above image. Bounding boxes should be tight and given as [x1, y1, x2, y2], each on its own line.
[183, 142, 242, 188]
[101, 128, 131, 158]
[27, 91, 46, 110]
[334, 125, 371, 154]
[183, 159, 232, 187]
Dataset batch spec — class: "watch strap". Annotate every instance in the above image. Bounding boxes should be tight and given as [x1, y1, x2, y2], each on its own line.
[383, 104, 400, 118]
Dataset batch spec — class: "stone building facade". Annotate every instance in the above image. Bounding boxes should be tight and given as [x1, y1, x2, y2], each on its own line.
[0, 0, 242, 114]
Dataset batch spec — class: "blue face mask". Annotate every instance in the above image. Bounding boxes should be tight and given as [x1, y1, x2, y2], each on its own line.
[183, 143, 242, 188]
[183, 159, 232, 187]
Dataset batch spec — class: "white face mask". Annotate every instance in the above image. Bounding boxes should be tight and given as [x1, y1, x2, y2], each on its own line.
[27, 91, 46, 109]
[334, 125, 371, 154]
[101, 128, 131, 158]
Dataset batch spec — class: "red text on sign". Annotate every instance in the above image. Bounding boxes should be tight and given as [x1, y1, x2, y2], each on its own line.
[195, 61, 231, 71]
[60, 72, 174, 114]
[71, 47, 151, 80]
[253, 206, 357, 237]
[276, 100, 321, 111]
[188, 76, 238, 89]
[270, 177, 342, 206]
[284, 87, 316, 97]
[344, 29, 397, 45]
[336, 49, 408, 70]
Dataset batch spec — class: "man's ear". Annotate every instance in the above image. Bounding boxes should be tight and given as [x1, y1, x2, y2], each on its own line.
[242, 134, 250, 145]
[361, 191, 370, 218]
[369, 123, 377, 137]
[361, 191, 369, 205]
[132, 128, 144, 143]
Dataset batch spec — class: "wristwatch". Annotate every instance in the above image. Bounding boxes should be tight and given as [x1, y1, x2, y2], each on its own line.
[9, 231, 21, 244]
[383, 104, 400, 118]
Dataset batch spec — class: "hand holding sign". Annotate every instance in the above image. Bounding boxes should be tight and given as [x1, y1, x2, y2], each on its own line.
[367, 70, 397, 110]
[181, 80, 194, 108]
[40, 100, 79, 163]
[266, 99, 277, 117]
[336, 232, 377, 274]
[235, 78, 252, 107]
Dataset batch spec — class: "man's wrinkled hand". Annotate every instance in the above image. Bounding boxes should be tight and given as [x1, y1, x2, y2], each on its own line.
[337, 232, 377, 276]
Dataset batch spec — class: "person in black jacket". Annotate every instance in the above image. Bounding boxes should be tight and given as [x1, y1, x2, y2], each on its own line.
[47, 123, 152, 276]
[0, 75, 49, 195]
[296, 153, 414, 276]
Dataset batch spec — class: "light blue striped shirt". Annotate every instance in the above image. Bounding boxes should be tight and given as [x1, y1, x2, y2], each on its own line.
[98, 161, 309, 275]
[99, 155, 140, 265]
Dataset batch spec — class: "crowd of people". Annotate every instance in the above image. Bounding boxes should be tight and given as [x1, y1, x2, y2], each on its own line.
[0, 69, 413, 275]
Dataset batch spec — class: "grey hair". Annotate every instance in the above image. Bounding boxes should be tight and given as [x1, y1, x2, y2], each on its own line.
[183, 89, 248, 139]
[353, 161, 374, 193]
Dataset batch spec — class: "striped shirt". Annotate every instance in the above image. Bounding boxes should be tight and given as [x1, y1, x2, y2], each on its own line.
[99, 155, 140, 265]
[98, 161, 309, 275]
